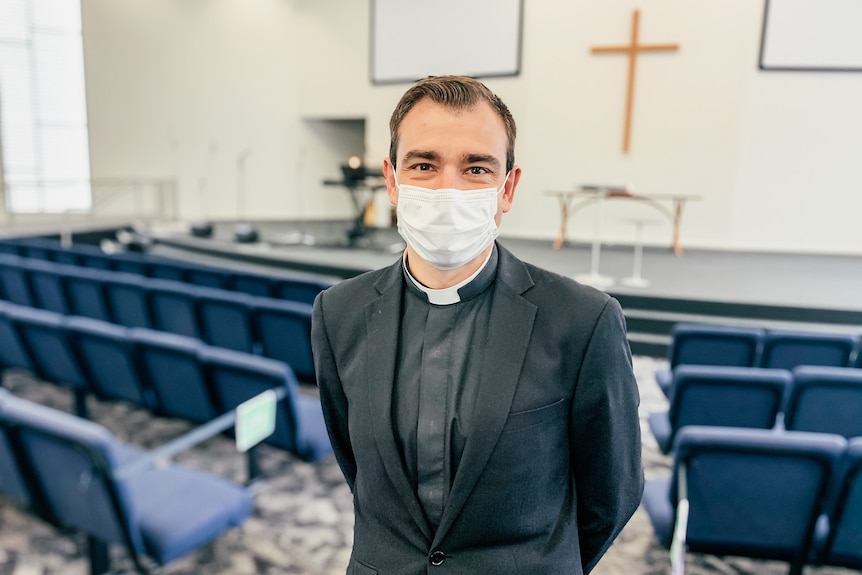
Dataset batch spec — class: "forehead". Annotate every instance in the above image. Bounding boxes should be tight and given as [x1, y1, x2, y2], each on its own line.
[396, 98, 507, 161]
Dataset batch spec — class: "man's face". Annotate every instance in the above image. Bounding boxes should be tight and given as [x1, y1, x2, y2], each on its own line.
[384, 98, 518, 226]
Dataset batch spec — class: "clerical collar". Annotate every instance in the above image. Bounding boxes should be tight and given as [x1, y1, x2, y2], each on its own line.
[403, 246, 498, 306]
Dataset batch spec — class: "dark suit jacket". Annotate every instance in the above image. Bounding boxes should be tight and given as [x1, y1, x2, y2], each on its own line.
[311, 243, 643, 575]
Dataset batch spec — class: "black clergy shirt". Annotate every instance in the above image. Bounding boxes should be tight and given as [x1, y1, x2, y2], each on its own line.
[392, 247, 498, 531]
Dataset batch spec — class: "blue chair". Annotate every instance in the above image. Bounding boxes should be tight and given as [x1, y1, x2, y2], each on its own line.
[252, 298, 315, 386]
[196, 288, 256, 353]
[0, 254, 35, 306]
[648, 366, 790, 454]
[66, 317, 155, 410]
[201, 347, 331, 462]
[655, 323, 764, 397]
[131, 328, 218, 424]
[187, 266, 232, 290]
[62, 267, 112, 322]
[79, 251, 113, 270]
[0, 390, 252, 575]
[148, 280, 202, 339]
[103, 272, 154, 329]
[642, 426, 845, 575]
[0, 388, 30, 506]
[818, 438, 862, 569]
[148, 260, 188, 282]
[272, 276, 335, 306]
[50, 248, 81, 266]
[21, 244, 51, 261]
[0, 302, 33, 374]
[22, 258, 70, 314]
[0, 241, 23, 256]
[784, 366, 862, 439]
[759, 330, 859, 370]
[5, 305, 90, 416]
[108, 251, 150, 276]
[231, 272, 276, 297]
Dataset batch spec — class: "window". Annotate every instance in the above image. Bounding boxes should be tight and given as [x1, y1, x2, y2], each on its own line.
[0, 0, 91, 213]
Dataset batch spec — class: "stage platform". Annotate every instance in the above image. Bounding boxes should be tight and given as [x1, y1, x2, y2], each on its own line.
[144, 220, 862, 358]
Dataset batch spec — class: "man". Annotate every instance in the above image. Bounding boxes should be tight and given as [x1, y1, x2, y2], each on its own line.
[312, 75, 643, 575]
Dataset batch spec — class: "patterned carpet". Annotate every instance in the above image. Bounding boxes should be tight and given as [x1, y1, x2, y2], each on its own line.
[0, 357, 858, 575]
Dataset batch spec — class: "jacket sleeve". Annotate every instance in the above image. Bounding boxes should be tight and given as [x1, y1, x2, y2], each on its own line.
[311, 291, 357, 491]
[570, 297, 644, 573]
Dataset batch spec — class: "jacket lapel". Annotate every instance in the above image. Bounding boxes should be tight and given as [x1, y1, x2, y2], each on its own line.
[432, 246, 538, 546]
[364, 262, 433, 542]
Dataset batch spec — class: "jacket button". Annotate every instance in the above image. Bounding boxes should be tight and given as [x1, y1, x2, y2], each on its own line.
[429, 550, 446, 566]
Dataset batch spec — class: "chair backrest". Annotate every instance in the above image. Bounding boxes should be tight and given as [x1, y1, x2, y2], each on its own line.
[148, 279, 202, 339]
[201, 347, 303, 454]
[0, 254, 35, 306]
[21, 259, 70, 314]
[108, 252, 149, 276]
[0, 392, 145, 553]
[148, 260, 188, 282]
[231, 272, 275, 297]
[760, 330, 859, 370]
[0, 302, 33, 372]
[0, 241, 23, 256]
[0, 388, 30, 506]
[103, 272, 154, 328]
[668, 323, 764, 370]
[821, 437, 862, 569]
[78, 251, 113, 270]
[273, 276, 334, 306]
[252, 298, 315, 384]
[196, 288, 256, 353]
[672, 426, 845, 563]
[669, 365, 790, 433]
[785, 366, 862, 438]
[131, 328, 218, 423]
[5, 305, 88, 391]
[187, 266, 231, 290]
[61, 267, 112, 322]
[66, 317, 153, 409]
[51, 248, 81, 266]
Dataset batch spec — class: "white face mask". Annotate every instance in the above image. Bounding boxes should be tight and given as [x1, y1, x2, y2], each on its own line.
[394, 173, 508, 270]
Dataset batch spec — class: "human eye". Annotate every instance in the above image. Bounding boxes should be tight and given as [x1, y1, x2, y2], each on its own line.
[467, 166, 490, 175]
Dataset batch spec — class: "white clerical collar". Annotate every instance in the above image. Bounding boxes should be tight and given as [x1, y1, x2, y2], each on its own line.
[403, 249, 495, 306]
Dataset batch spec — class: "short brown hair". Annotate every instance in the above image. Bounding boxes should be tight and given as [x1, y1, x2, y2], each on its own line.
[388, 75, 516, 172]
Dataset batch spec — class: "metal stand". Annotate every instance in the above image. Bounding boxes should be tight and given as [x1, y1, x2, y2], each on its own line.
[574, 190, 614, 288]
[622, 218, 654, 288]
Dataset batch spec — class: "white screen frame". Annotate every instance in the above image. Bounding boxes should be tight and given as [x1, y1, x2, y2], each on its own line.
[370, 0, 523, 85]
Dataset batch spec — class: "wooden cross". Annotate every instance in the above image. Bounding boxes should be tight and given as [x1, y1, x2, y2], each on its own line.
[591, 9, 679, 153]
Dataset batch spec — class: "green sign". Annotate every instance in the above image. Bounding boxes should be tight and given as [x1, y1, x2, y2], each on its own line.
[235, 390, 277, 452]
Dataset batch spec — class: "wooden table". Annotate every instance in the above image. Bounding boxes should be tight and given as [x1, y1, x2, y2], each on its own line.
[546, 187, 700, 256]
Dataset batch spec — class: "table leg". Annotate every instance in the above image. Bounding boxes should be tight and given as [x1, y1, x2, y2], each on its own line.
[672, 200, 686, 256]
[553, 199, 569, 250]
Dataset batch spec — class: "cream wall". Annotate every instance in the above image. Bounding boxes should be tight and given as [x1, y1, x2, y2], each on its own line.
[82, 0, 862, 255]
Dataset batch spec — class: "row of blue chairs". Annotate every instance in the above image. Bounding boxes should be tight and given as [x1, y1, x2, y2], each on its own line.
[0, 300, 332, 463]
[643, 426, 862, 574]
[0, 387, 253, 574]
[0, 236, 336, 304]
[648, 365, 862, 454]
[0, 253, 316, 385]
[656, 323, 862, 397]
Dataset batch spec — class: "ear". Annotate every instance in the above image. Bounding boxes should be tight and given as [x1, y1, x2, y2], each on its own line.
[500, 165, 521, 214]
[383, 157, 398, 206]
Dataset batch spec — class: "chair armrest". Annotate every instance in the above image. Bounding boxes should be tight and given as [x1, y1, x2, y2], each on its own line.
[115, 387, 287, 480]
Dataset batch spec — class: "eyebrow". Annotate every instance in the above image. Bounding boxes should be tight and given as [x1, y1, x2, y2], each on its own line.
[401, 150, 501, 169]
[401, 150, 440, 164]
[463, 154, 500, 169]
